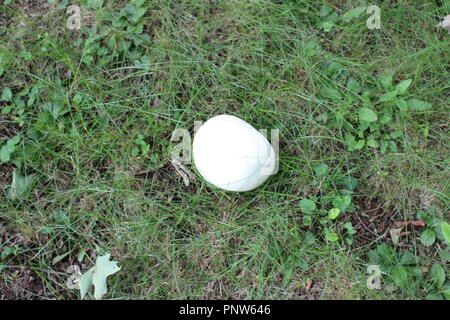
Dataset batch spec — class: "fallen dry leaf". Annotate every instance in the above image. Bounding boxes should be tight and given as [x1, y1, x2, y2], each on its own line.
[66, 265, 81, 290]
[305, 279, 313, 290]
[171, 158, 196, 186]
[389, 228, 402, 245]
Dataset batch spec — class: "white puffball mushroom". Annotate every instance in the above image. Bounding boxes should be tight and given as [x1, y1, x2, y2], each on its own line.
[193, 115, 276, 192]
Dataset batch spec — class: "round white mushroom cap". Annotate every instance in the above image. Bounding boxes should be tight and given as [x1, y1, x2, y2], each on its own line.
[193, 115, 276, 192]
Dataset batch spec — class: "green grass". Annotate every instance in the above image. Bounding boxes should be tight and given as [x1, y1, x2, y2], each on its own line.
[0, 0, 449, 299]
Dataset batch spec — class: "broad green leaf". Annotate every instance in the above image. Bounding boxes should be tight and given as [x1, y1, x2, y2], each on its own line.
[87, 0, 104, 9]
[358, 107, 378, 122]
[359, 119, 370, 132]
[423, 124, 430, 138]
[0, 139, 17, 163]
[421, 229, 436, 247]
[442, 281, 450, 300]
[328, 208, 340, 220]
[27, 85, 41, 107]
[391, 266, 408, 287]
[319, 5, 333, 17]
[319, 86, 341, 100]
[342, 6, 366, 22]
[396, 79, 412, 94]
[433, 218, 445, 241]
[133, 7, 147, 23]
[344, 133, 355, 145]
[321, 21, 335, 32]
[120, 3, 147, 23]
[42, 102, 69, 120]
[337, 177, 358, 190]
[304, 41, 321, 57]
[121, 3, 137, 18]
[343, 222, 356, 235]
[429, 264, 446, 288]
[1, 87, 12, 101]
[304, 231, 316, 246]
[350, 139, 365, 151]
[389, 130, 403, 139]
[2, 106, 12, 114]
[316, 112, 328, 123]
[388, 140, 398, 153]
[73, 93, 83, 105]
[18, 87, 29, 97]
[347, 78, 361, 94]
[132, 0, 146, 7]
[332, 196, 351, 212]
[395, 99, 408, 112]
[426, 292, 444, 300]
[366, 136, 379, 148]
[300, 199, 316, 214]
[443, 291, 450, 300]
[399, 252, 417, 265]
[7, 135, 20, 146]
[408, 266, 423, 279]
[0, 145, 14, 159]
[369, 121, 379, 132]
[441, 222, 450, 243]
[367, 250, 381, 265]
[407, 99, 432, 111]
[313, 164, 329, 177]
[380, 140, 389, 154]
[377, 244, 395, 262]
[302, 215, 312, 226]
[58, 0, 69, 8]
[379, 73, 393, 90]
[53, 210, 69, 224]
[131, 147, 139, 157]
[325, 229, 338, 242]
[378, 90, 398, 103]
[361, 91, 372, 104]
[441, 250, 450, 262]
[1, 246, 19, 259]
[379, 112, 392, 124]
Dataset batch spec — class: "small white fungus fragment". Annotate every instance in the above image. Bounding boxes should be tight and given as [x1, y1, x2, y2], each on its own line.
[436, 15, 450, 34]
